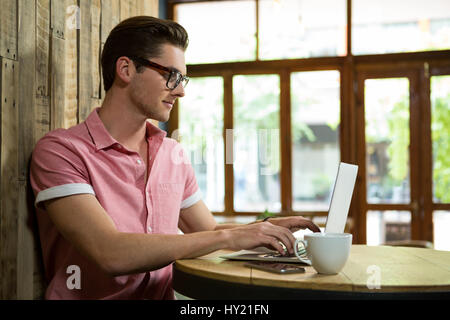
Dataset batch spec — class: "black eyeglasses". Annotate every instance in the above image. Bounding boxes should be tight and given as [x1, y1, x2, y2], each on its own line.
[129, 56, 189, 90]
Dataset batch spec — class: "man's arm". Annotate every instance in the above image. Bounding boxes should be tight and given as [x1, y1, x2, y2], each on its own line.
[44, 195, 305, 277]
[44, 194, 231, 277]
[178, 200, 242, 232]
[179, 200, 321, 234]
[178, 200, 321, 254]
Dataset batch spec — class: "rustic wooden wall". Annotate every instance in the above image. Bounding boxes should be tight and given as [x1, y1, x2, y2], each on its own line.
[0, 0, 159, 300]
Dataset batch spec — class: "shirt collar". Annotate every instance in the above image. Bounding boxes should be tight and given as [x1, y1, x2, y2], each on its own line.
[85, 107, 167, 151]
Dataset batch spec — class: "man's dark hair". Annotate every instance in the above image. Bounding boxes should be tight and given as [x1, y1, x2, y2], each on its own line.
[101, 16, 189, 92]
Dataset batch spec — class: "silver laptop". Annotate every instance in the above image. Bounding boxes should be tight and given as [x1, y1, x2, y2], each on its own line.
[220, 162, 358, 265]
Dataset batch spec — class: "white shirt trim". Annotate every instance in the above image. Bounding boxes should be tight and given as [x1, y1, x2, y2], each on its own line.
[180, 189, 202, 209]
[35, 183, 96, 207]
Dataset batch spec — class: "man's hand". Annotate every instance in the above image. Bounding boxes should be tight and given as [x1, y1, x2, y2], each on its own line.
[264, 216, 321, 233]
[223, 215, 320, 256]
[222, 216, 321, 256]
[223, 221, 297, 256]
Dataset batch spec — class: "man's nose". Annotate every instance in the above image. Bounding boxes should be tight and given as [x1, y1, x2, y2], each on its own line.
[172, 83, 185, 98]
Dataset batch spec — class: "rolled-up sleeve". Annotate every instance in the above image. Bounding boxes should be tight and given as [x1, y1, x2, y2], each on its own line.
[30, 130, 95, 208]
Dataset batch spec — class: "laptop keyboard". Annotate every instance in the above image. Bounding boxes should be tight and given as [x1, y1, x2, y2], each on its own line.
[262, 247, 308, 259]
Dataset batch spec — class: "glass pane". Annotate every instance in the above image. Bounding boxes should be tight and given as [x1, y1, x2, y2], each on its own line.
[433, 211, 450, 251]
[431, 75, 450, 203]
[233, 74, 280, 212]
[352, 0, 450, 55]
[291, 71, 341, 211]
[259, 0, 347, 60]
[178, 77, 224, 212]
[174, 1, 256, 64]
[365, 78, 410, 204]
[367, 211, 411, 246]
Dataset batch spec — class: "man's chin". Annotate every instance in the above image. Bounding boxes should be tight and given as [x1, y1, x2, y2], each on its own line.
[150, 112, 170, 123]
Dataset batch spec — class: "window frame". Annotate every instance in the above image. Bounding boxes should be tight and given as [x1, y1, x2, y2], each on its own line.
[168, 0, 450, 244]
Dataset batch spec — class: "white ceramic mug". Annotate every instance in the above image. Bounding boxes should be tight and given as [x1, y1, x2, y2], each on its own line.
[294, 233, 352, 275]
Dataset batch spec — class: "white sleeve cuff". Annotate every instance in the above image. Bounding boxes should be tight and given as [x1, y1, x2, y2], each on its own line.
[35, 183, 96, 207]
[180, 189, 202, 209]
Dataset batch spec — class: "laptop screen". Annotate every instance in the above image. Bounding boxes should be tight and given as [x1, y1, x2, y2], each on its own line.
[324, 162, 358, 234]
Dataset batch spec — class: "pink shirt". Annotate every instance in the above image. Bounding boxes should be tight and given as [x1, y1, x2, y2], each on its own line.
[30, 108, 201, 299]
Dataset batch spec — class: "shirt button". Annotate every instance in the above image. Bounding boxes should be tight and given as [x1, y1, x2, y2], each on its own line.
[147, 226, 152, 232]
[137, 159, 142, 165]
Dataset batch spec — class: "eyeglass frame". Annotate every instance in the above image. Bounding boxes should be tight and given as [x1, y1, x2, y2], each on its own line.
[128, 56, 189, 90]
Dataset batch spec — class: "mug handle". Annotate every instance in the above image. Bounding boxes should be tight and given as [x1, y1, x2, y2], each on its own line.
[294, 239, 308, 260]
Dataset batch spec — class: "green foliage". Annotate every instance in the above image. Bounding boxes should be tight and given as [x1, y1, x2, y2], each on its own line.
[290, 94, 317, 143]
[256, 209, 278, 220]
[432, 94, 450, 202]
[383, 88, 450, 203]
[386, 96, 410, 182]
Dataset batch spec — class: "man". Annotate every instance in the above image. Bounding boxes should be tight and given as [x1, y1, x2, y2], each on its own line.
[30, 16, 320, 299]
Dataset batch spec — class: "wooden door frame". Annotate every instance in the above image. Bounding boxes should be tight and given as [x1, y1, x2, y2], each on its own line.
[355, 68, 422, 244]
[422, 65, 450, 242]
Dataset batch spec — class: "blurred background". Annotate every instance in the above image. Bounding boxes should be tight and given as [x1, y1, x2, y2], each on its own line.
[165, 0, 450, 250]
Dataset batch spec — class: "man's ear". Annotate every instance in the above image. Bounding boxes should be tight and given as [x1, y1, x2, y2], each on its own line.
[114, 56, 134, 86]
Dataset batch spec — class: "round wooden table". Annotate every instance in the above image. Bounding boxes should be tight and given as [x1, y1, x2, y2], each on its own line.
[173, 245, 450, 299]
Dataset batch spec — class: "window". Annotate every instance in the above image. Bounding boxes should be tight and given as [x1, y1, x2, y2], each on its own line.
[171, 0, 450, 247]
[352, 0, 450, 55]
[364, 78, 410, 204]
[291, 71, 341, 211]
[233, 74, 281, 212]
[174, 1, 256, 64]
[178, 77, 225, 211]
[430, 75, 450, 204]
[430, 75, 450, 250]
[259, 0, 347, 59]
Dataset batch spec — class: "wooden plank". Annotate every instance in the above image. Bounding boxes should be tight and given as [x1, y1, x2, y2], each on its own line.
[128, 0, 137, 18]
[50, 0, 65, 39]
[17, 0, 37, 300]
[223, 72, 233, 215]
[101, 0, 114, 43]
[36, 0, 50, 98]
[0, 57, 19, 299]
[187, 57, 345, 78]
[100, 42, 105, 99]
[0, 0, 17, 60]
[279, 70, 292, 214]
[137, 0, 159, 17]
[91, 0, 101, 99]
[18, 0, 37, 180]
[100, 0, 120, 98]
[35, 95, 50, 142]
[78, 0, 92, 122]
[355, 72, 367, 244]
[120, 0, 131, 21]
[64, 0, 79, 129]
[17, 181, 36, 300]
[342, 57, 360, 240]
[50, 36, 66, 130]
[420, 63, 433, 243]
[111, 0, 121, 25]
[409, 71, 422, 240]
[49, 0, 66, 130]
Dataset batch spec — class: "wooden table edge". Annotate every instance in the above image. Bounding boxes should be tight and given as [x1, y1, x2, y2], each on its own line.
[173, 246, 450, 298]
